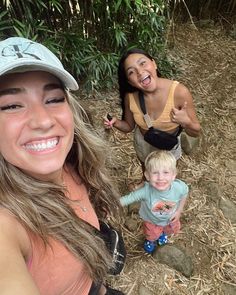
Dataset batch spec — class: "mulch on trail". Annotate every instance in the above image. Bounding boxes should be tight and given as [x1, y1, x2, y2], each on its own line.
[80, 22, 236, 294]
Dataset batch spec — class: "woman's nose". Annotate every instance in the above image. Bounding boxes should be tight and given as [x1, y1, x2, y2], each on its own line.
[28, 104, 55, 130]
[136, 67, 142, 75]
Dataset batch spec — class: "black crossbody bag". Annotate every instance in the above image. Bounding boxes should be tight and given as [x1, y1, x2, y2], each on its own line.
[84, 219, 126, 275]
[88, 220, 126, 295]
[98, 220, 126, 275]
[138, 91, 182, 150]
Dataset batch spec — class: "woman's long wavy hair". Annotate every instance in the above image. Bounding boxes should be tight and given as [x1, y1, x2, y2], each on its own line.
[0, 91, 122, 281]
[118, 48, 161, 119]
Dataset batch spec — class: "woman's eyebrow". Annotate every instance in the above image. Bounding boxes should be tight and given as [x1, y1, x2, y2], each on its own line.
[126, 65, 134, 72]
[0, 88, 22, 97]
[0, 83, 64, 97]
[137, 57, 146, 63]
[126, 57, 146, 71]
[44, 83, 64, 91]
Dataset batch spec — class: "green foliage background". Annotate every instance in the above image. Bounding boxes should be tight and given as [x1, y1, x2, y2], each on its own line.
[0, 0, 234, 91]
[0, 0, 173, 91]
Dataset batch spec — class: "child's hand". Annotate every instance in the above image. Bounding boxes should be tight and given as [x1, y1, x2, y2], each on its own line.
[170, 210, 181, 223]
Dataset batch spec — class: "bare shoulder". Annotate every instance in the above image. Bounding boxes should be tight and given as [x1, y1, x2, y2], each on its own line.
[0, 210, 39, 294]
[174, 82, 195, 106]
[0, 209, 30, 259]
[175, 82, 191, 95]
[175, 82, 193, 99]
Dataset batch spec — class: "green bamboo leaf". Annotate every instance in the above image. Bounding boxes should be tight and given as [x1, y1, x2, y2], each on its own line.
[134, 0, 142, 6]
[0, 10, 8, 19]
[13, 26, 24, 37]
[114, 0, 123, 12]
[49, 0, 63, 13]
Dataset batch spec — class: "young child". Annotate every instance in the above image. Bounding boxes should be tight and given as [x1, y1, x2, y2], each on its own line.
[120, 150, 188, 254]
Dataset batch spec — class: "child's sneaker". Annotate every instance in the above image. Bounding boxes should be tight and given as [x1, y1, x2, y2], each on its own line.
[157, 232, 168, 245]
[143, 239, 157, 254]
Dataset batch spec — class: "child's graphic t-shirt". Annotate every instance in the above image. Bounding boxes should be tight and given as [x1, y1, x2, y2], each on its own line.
[120, 180, 188, 226]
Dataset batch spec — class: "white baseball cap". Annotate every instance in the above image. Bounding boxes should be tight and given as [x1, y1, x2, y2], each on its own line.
[0, 37, 79, 90]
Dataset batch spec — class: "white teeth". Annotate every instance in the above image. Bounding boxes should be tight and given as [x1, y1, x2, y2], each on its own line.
[25, 139, 58, 151]
[142, 75, 149, 81]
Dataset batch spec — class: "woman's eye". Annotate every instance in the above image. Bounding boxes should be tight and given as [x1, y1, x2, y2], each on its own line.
[46, 97, 66, 104]
[0, 104, 22, 111]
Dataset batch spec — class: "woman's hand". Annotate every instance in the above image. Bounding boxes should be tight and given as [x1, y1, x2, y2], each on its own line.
[103, 115, 117, 129]
[171, 101, 191, 128]
[173, 83, 201, 137]
[103, 104, 136, 133]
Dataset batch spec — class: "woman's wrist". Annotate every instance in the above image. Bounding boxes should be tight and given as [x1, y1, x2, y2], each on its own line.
[113, 117, 119, 128]
[182, 120, 201, 137]
[180, 116, 191, 129]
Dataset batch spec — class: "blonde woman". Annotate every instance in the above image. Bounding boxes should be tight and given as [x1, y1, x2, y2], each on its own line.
[0, 37, 124, 295]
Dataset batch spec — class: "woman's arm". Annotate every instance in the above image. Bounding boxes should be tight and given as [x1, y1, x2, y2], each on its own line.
[172, 83, 201, 137]
[0, 214, 40, 295]
[104, 94, 136, 133]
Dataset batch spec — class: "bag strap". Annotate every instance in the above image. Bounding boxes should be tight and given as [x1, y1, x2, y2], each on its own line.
[138, 91, 146, 114]
[138, 91, 183, 135]
[138, 91, 153, 129]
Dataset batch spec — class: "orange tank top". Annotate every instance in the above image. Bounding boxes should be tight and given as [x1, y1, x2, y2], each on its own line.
[129, 81, 179, 131]
[28, 170, 99, 295]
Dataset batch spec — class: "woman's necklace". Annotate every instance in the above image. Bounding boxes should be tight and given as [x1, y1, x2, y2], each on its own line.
[63, 167, 88, 213]
[76, 200, 87, 212]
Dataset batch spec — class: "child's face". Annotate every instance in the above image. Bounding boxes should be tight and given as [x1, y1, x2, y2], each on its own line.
[145, 167, 176, 191]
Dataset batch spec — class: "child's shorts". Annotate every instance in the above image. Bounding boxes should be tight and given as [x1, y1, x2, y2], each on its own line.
[143, 220, 181, 241]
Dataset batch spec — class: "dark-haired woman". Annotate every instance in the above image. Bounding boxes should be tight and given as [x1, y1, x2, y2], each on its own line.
[104, 48, 201, 175]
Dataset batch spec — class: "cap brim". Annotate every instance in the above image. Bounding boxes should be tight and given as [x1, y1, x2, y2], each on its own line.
[0, 59, 79, 91]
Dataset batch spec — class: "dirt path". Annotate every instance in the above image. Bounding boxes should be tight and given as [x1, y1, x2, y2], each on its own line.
[81, 23, 236, 294]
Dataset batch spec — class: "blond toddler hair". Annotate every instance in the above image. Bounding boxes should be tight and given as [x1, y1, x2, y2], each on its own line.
[144, 151, 177, 174]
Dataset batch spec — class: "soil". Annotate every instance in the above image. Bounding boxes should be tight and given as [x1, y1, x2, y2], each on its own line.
[80, 23, 236, 295]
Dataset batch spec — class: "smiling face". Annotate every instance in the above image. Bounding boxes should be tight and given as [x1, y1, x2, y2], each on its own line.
[145, 167, 176, 191]
[0, 71, 74, 182]
[124, 53, 158, 91]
